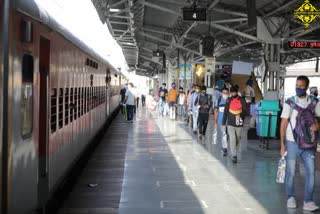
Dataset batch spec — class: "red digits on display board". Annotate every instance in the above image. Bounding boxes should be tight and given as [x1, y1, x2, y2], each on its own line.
[288, 41, 320, 49]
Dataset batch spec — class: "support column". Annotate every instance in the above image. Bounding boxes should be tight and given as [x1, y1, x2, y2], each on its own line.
[205, 56, 215, 95]
[263, 43, 281, 100]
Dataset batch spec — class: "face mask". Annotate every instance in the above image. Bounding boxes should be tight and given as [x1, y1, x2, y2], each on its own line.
[172, 86, 176, 89]
[296, 88, 307, 97]
[222, 94, 228, 100]
[201, 91, 206, 94]
[162, 85, 166, 88]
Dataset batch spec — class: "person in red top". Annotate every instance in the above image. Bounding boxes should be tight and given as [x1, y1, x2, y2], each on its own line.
[222, 85, 247, 163]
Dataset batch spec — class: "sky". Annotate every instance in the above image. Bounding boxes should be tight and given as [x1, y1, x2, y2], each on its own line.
[34, 0, 128, 75]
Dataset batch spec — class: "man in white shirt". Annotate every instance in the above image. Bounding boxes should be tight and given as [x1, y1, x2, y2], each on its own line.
[124, 83, 135, 122]
[280, 76, 320, 211]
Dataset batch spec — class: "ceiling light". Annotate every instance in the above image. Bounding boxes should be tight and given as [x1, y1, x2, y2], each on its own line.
[110, 8, 120, 12]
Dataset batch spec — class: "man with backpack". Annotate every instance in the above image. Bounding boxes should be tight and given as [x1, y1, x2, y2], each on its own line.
[194, 86, 212, 139]
[189, 85, 200, 134]
[214, 87, 229, 156]
[222, 85, 247, 163]
[280, 75, 320, 211]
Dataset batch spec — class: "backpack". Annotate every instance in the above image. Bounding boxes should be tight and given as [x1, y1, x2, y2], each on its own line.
[286, 96, 319, 149]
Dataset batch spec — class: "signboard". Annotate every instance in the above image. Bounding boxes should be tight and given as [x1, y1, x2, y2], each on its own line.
[205, 57, 215, 74]
[232, 61, 253, 75]
[288, 41, 320, 49]
[294, 0, 320, 29]
[179, 64, 192, 80]
[182, 8, 207, 21]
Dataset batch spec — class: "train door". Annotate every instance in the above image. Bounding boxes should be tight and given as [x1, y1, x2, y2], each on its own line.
[38, 36, 50, 210]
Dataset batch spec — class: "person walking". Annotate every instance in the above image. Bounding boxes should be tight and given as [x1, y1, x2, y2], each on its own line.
[123, 83, 135, 122]
[222, 85, 247, 163]
[244, 79, 255, 115]
[189, 86, 200, 134]
[120, 84, 127, 115]
[194, 86, 212, 139]
[177, 87, 186, 120]
[280, 75, 320, 211]
[158, 83, 168, 117]
[214, 87, 229, 156]
[167, 83, 179, 120]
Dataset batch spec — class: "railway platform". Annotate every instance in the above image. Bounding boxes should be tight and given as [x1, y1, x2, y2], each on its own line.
[57, 107, 320, 214]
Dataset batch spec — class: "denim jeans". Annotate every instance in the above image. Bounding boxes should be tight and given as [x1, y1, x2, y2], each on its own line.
[285, 141, 315, 202]
[178, 104, 186, 117]
[126, 105, 134, 121]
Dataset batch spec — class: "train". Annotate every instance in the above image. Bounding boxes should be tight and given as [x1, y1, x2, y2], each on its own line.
[0, 0, 126, 213]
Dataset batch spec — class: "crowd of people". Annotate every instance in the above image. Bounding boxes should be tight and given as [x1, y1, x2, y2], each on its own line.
[119, 75, 320, 211]
[154, 78, 254, 164]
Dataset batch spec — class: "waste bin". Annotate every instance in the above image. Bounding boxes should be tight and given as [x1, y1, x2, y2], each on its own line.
[256, 100, 280, 137]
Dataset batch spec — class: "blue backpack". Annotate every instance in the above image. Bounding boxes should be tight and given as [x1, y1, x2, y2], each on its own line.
[286, 96, 319, 149]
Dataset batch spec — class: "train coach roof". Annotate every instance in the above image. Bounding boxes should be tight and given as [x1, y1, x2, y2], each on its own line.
[15, 0, 122, 75]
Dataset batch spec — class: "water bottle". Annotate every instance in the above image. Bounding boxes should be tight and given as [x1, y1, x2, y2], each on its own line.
[213, 129, 218, 144]
[310, 127, 315, 142]
[276, 152, 287, 184]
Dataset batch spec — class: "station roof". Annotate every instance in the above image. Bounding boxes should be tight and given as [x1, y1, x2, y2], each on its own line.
[92, 0, 320, 76]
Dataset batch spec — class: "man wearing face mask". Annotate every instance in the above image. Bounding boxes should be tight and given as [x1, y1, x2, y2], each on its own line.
[214, 87, 230, 156]
[158, 83, 168, 117]
[189, 85, 200, 133]
[167, 83, 179, 120]
[222, 85, 247, 163]
[280, 76, 320, 211]
[194, 86, 212, 139]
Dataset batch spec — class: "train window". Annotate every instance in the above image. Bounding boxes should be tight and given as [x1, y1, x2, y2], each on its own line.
[89, 60, 93, 67]
[73, 88, 80, 120]
[81, 88, 84, 115]
[21, 54, 34, 138]
[86, 58, 90, 66]
[70, 88, 74, 122]
[50, 88, 57, 133]
[21, 20, 33, 43]
[58, 88, 64, 129]
[86, 87, 89, 112]
[90, 74, 94, 87]
[65, 88, 69, 125]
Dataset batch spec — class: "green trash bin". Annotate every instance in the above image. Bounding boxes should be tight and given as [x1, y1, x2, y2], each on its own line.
[256, 100, 280, 137]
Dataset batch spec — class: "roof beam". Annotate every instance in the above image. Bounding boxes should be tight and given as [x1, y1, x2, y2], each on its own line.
[178, 22, 197, 44]
[109, 15, 131, 20]
[109, 0, 127, 9]
[210, 23, 263, 42]
[109, 21, 131, 25]
[208, 0, 220, 10]
[140, 55, 162, 66]
[211, 8, 247, 17]
[141, 27, 173, 36]
[109, 7, 130, 18]
[215, 41, 257, 56]
[140, 32, 201, 56]
[265, 0, 299, 17]
[213, 18, 247, 24]
[141, 0, 181, 16]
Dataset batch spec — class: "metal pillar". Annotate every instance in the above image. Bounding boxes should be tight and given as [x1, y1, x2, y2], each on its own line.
[263, 43, 281, 100]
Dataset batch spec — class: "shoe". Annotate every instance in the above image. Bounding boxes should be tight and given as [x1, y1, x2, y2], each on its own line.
[198, 134, 203, 140]
[193, 131, 197, 134]
[303, 201, 319, 211]
[232, 156, 237, 163]
[222, 149, 227, 156]
[287, 197, 297, 209]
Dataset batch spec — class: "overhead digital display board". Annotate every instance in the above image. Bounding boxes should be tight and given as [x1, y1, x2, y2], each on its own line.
[288, 41, 320, 49]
